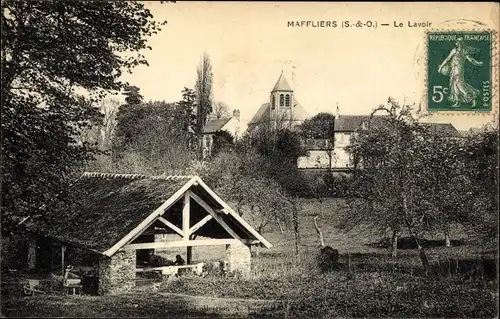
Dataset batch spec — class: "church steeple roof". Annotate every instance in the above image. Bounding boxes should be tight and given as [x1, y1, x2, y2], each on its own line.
[271, 71, 293, 92]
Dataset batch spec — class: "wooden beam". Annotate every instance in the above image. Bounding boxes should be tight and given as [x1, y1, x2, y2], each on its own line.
[103, 176, 199, 257]
[61, 244, 66, 277]
[188, 191, 242, 240]
[157, 216, 183, 237]
[193, 177, 273, 248]
[188, 214, 213, 235]
[122, 239, 242, 250]
[182, 192, 190, 240]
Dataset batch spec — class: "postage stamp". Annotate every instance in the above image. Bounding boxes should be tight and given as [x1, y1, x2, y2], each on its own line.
[427, 31, 493, 112]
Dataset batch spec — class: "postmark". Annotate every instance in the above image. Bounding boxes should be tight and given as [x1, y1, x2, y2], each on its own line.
[427, 30, 494, 112]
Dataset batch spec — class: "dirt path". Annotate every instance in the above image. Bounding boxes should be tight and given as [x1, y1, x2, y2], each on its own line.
[157, 292, 282, 317]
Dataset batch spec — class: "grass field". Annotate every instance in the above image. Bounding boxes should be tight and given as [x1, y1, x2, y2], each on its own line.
[2, 198, 498, 318]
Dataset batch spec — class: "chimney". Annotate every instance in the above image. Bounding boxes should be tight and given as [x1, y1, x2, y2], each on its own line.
[336, 102, 340, 119]
[208, 112, 217, 121]
[233, 109, 240, 121]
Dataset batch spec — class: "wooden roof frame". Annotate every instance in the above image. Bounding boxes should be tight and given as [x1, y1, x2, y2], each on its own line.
[103, 176, 272, 257]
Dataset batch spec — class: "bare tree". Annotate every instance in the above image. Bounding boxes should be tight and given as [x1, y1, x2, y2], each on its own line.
[313, 215, 325, 247]
[213, 101, 231, 119]
[100, 98, 120, 150]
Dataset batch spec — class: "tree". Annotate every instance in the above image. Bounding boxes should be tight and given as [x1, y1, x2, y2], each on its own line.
[112, 100, 197, 174]
[195, 52, 214, 157]
[299, 112, 336, 171]
[299, 112, 336, 139]
[99, 98, 121, 151]
[416, 127, 470, 248]
[113, 86, 147, 151]
[460, 125, 499, 243]
[212, 130, 235, 156]
[342, 98, 439, 271]
[213, 101, 231, 119]
[80, 98, 120, 151]
[303, 172, 329, 218]
[1, 0, 165, 232]
[123, 85, 143, 106]
[248, 125, 309, 197]
[177, 87, 197, 133]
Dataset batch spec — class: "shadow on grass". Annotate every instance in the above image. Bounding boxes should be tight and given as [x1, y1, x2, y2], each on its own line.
[319, 252, 498, 280]
[428, 257, 498, 280]
[367, 236, 466, 250]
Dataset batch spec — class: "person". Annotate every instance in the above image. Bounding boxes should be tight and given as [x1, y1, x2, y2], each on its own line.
[64, 265, 80, 285]
[438, 37, 483, 108]
[173, 254, 185, 266]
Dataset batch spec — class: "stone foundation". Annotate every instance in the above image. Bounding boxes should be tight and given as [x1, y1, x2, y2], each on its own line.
[98, 250, 136, 295]
[226, 241, 251, 277]
[27, 238, 37, 270]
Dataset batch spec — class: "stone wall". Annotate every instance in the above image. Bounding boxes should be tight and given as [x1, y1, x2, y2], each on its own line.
[98, 250, 136, 295]
[226, 241, 251, 277]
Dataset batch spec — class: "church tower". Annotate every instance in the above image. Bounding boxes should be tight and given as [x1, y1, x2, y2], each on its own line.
[269, 71, 294, 125]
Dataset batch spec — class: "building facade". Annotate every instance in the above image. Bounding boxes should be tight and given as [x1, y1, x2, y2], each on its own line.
[298, 112, 461, 171]
[202, 109, 242, 158]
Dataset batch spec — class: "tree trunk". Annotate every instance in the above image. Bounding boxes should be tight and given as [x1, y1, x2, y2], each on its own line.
[293, 211, 300, 255]
[418, 245, 430, 275]
[391, 230, 399, 258]
[411, 235, 430, 275]
[444, 227, 452, 248]
[402, 197, 430, 275]
[313, 216, 325, 247]
[277, 219, 284, 234]
[319, 200, 324, 218]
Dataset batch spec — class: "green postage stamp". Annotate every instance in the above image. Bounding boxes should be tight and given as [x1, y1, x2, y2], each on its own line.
[427, 31, 493, 112]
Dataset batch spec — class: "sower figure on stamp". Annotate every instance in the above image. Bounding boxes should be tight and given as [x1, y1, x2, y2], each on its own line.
[438, 37, 483, 108]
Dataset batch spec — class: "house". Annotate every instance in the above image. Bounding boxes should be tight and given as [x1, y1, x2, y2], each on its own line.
[14, 172, 272, 295]
[202, 109, 242, 158]
[298, 106, 391, 171]
[298, 108, 462, 171]
[247, 71, 310, 132]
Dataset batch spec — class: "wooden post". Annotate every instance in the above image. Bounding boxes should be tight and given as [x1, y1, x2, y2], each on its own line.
[184, 192, 191, 264]
[183, 192, 190, 241]
[61, 244, 66, 277]
[187, 247, 192, 265]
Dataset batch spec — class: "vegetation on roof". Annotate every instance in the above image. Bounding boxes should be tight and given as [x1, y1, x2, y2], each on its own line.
[23, 173, 191, 253]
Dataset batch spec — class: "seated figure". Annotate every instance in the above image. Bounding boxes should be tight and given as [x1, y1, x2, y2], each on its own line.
[173, 255, 185, 266]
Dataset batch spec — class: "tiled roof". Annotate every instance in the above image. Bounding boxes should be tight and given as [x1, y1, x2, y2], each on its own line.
[248, 98, 310, 125]
[335, 115, 390, 132]
[421, 123, 461, 137]
[21, 173, 192, 253]
[271, 72, 293, 92]
[19, 173, 273, 254]
[203, 117, 232, 133]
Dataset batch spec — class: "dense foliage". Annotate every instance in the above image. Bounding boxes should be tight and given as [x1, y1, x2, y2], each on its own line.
[298, 112, 336, 139]
[1, 0, 165, 232]
[340, 98, 499, 268]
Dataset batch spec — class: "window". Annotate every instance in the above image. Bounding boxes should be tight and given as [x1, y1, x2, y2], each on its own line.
[285, 94, 290, 107]
[271, 95, 275, 109]
[279, 94, 284, 106]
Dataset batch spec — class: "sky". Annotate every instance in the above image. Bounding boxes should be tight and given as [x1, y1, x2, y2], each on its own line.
[119, 1, 499, 131]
